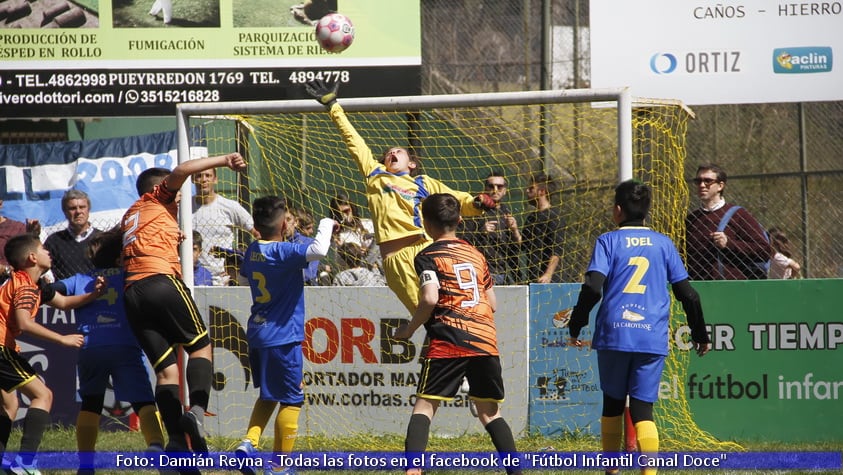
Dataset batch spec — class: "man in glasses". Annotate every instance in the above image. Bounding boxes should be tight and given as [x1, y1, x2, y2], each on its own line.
[685, 163, 771, 280]
[461, 171, 523, 285]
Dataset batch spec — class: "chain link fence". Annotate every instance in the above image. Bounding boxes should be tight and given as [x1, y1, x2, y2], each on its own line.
[421, 0, 843, 278]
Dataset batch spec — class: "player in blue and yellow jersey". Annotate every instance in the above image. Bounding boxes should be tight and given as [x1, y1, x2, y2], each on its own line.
[394, 193, 522, 475]
[305, 79, 496, 315]
[234, 196, 334, 475]
[51, 229, 165, 474]
[121, 152, 247, 456]
[568, 180, 711, 475]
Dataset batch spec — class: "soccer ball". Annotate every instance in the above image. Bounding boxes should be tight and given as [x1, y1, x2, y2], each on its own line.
[315, 13, 354, 53]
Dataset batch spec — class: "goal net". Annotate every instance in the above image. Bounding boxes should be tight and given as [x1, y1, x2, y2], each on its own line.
[177, 89, 737, 451]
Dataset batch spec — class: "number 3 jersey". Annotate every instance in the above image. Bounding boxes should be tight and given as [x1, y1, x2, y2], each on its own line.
[586, 226, 689, 356]
[414, 238, 499, 358]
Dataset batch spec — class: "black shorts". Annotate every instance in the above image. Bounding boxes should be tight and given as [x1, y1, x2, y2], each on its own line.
[124, 274, 209, 372]
[0, 346, 37, 392]
[416, 355, 505, 403]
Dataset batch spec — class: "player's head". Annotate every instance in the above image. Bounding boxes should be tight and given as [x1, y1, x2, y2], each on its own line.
[422, 193, 461, 237]
[380, 147, 420, 176]
[136, 168, 171, 196]
[87, 227, 123, 269]
[252, 196, 288, 240]
[614, 179, 651, 223]
[4, 234, 49, 272]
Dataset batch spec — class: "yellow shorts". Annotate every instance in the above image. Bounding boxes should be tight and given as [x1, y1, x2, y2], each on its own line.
[382, 237, 432, 315]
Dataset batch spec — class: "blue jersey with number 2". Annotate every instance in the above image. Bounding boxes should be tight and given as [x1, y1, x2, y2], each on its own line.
[586, 226, 688, 355]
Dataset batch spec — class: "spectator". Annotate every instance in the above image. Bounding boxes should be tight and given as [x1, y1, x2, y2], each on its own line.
[333, 242, 386, 287]
[286, 205, 322, 286]
[329, 191, 382, 273]
[192, 168, 260, 286]
[192, 231, 213, 286]
[768, 228, 801, 279]
[0, 200, 28, 280]
[461, 171, 522, 285]
[685, 164, 771, 280]
[41, 189, 101, 281]
[294, 207, 316, 237]
[521, 172, 564, 283]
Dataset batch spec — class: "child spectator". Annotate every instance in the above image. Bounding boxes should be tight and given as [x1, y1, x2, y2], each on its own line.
[332, 242, 386, 287]
[193, 231, 214, 286]
[768, 228, 801, 279]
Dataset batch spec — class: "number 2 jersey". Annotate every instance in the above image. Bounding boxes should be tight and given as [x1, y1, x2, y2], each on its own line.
[586, 226, 689, 356]
[414, 238, 499, 359]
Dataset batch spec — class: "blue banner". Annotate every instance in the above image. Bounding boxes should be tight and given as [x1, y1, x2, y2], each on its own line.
[10, 451, 841, 471]
[0, 131, 177, 228]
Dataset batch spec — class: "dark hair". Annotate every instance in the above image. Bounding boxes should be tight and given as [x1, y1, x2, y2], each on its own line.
[485, 170, 507, 186]
[136, 168, 170, 196]
[87, 228, 123, 269]
[329, 191, 361, 225]
[614, 179, 651, 221]
[768, 227, 793, 258]
[696, 163, 727, 183]
[530, 171, 556, 194]
[4, 234, 41, 270]
[192, 230, 203, 248]
[252, 196, 287, 238]
[337, 242, 366, 268]
[421, 193, 461, 231]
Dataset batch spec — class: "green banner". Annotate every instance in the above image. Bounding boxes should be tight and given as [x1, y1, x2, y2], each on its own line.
[687, 279, 843, 441]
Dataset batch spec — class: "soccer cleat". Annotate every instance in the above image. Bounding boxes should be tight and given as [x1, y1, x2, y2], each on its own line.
[9, 456, 41, 475]
[234, 439, 258, 475]
[179, 410, 209, 454]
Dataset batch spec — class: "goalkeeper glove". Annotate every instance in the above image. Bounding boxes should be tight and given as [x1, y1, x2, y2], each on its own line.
[473, 193, 497, 211]
[304, 79, 339, 107]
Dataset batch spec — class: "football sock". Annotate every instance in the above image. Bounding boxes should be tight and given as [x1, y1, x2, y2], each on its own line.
[245, 399, 277, 446]
[19, 407, 50, 464]
[155, 384, 183, 438]
[273, 405, 301, 452]
[0, 412, 11, 454]
[404, 413, 431, 453]
[136, 403, 165, 447]
[484, 417, 521, 474]
[186, 357, 212, 412]
[601, 415, 623, 451]
[635, 420, 659, 475]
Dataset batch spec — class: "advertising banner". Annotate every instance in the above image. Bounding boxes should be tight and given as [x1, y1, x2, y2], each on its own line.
[688, 279, 843, 441]
[590, 0, 841, 104]
[0, 0, 421, 117]
[198, 286, 530, 438]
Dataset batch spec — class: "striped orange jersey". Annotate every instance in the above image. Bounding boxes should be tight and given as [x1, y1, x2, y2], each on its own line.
[414, 238, 499, 358]
[0, 270, 42, 349]
[122, 182, 181, 286]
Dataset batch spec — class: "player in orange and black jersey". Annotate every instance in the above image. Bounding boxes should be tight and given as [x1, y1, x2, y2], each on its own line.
[121, 152, 246, 458]
[394, 193, 521, 475]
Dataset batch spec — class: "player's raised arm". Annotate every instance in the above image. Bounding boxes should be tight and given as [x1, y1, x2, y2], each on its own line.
[164, 152, 247, 192]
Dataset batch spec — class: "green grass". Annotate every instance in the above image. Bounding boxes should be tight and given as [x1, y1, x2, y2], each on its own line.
[7, 426, 840, 474]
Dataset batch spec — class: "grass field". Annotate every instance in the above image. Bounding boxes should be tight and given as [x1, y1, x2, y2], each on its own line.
[5, 426, 840, 474]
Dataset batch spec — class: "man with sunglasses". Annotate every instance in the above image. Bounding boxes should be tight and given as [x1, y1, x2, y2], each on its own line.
[685, 163, 771, 280]
[461, 172, 522, 285]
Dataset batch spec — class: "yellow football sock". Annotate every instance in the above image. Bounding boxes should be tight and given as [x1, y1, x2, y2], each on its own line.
[601, 415, 623, 452]
[76, 410, 100, 452]
[635, 420, 659, 475]
[137, 405, 165, 447]
[245, 399, 278, 447]
[273, 405, 301, 453]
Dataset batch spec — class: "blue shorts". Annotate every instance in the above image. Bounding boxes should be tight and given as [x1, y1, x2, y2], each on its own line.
[597, 350, 665, 403]
[78, 345, 155, 403]
[249, 342, 304, 405]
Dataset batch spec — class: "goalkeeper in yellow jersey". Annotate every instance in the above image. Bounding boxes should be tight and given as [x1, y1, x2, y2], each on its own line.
[305, 79, 496, 315]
